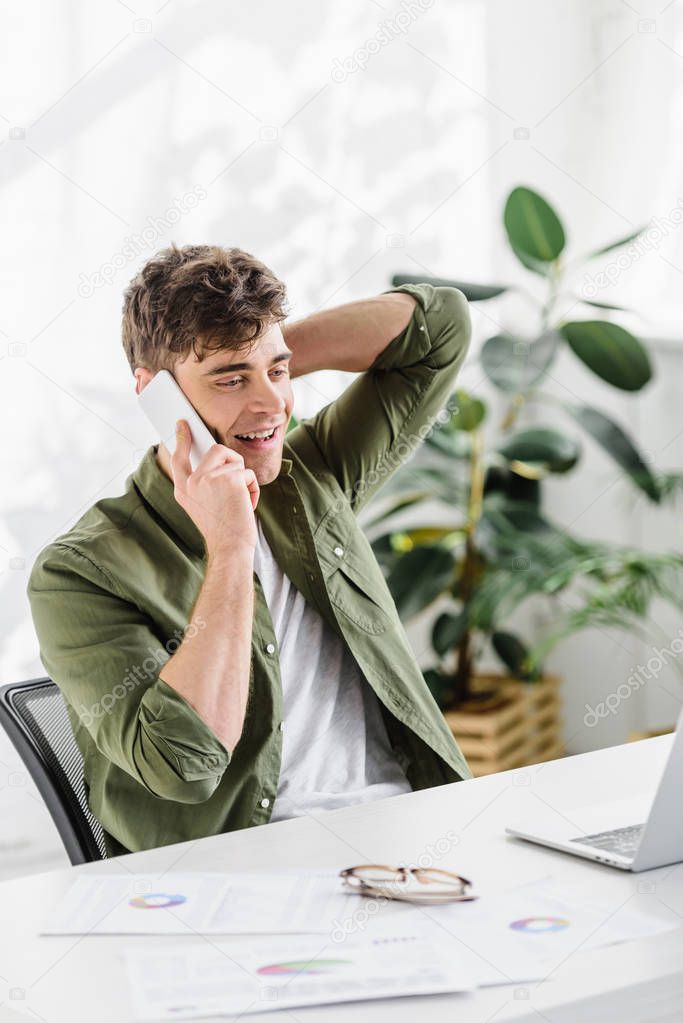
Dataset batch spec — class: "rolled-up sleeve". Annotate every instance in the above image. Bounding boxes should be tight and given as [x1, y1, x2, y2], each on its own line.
[302, 283, 471, 514]
[27, 542, 230, 804]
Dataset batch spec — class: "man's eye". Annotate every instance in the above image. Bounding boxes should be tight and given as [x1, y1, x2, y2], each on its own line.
[215, 368, 287, 388]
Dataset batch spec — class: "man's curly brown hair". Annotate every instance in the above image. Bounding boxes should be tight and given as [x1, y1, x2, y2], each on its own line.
[121, 244, 288, 374]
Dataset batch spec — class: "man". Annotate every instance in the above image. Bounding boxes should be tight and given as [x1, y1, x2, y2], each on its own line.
[27, 244, 473, 856]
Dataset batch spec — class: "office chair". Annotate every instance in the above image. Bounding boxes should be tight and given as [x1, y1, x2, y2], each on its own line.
[0, 676, 107, 864]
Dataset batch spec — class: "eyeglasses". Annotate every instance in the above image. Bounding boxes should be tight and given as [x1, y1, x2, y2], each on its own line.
[339, 864, 477, 904]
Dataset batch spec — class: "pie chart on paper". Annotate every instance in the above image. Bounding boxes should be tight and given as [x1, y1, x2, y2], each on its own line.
[128, 893, 187, 909]
[509, 916, 570, 933]
[257, 959, 352, 976]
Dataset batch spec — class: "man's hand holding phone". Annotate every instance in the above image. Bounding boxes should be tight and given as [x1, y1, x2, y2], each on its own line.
[171, 419, 260, 556]
[152, 418, 258, 751]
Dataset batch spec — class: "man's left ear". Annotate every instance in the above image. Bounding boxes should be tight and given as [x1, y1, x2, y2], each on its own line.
[134, 367, 154, 395]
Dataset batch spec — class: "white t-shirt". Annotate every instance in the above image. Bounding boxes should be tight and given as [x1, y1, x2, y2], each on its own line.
[251, 518, 412, 822]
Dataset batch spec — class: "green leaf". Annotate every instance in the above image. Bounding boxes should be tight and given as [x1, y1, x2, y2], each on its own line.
[362, 491, 431, 530]
[481, 495, 557, 535]
[491, 630, 539, 680]
[390, 465, 465, 504]
[432, 610, 468, 657]
[504, 187, 566, 271]
[525, 547, 683, 664]
[425, 428, 472, 457]
[369, 533, 401, 573]
[449, 389, 486, 431]
[498, 426, 581, 474]
[509, 247, 555, 278]
[375, 459, 466, 505]
[560, 320, 652, 391]
[576, 298, 631, 313]
[586, 225, 647, 260]
[480, 330, 559, 393]
[476, 496, 568, 566]
[484, 466, 541, 506]
[422, 668, 454, 709]
[390, 274, 508, 302]
[387, 545, 457, 619]
[658, 472, 683, 502]
[400, 527, 466, 549]
[563, 403, 661, 502]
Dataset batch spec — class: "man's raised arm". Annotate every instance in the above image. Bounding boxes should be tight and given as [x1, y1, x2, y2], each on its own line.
[284, 291, 418, 376]
[285, 283, 472, 515]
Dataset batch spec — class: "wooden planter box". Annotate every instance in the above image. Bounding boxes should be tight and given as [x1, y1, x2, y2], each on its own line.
[628, 726, 673, 742]
[444, 673, 563, 777]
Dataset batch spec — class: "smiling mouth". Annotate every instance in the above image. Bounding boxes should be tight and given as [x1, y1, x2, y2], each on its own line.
[233, 424, 281, 448]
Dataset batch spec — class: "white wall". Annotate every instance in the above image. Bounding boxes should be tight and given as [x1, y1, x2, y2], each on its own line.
[1, 0, 682, 873]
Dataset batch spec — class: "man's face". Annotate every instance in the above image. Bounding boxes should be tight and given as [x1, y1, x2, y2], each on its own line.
[141, 321, 295, 487]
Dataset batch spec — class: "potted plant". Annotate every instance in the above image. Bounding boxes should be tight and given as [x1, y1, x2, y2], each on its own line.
[363, 186, 683, 773]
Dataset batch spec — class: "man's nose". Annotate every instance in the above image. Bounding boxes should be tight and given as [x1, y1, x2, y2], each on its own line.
[249, 374, 287, 412]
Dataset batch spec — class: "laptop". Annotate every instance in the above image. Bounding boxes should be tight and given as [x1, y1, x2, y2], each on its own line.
[505, 714, 683, 872]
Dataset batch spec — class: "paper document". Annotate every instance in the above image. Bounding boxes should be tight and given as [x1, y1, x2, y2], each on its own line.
[42, 871, 392, 936]
[124, 931, 475, 1020]
[398, 877, 679, 984]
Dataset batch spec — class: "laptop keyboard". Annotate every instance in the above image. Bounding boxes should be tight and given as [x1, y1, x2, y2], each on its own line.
[570, 823, 644, 859]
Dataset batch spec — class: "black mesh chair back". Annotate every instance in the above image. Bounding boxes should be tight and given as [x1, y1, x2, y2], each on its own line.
[0, 676, 107, 864]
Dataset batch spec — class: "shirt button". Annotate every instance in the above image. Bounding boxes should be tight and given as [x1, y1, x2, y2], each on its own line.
[260, 797, 271, 809]
[419, 325, 425, 332]
[292, 505, 298, 514]
[333, 546, 344, 557]
[266, 642, 276, 654]
[279, 721, 285, 732]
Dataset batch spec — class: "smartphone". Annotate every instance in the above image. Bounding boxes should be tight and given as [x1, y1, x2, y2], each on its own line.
[137, 369, 216, 471]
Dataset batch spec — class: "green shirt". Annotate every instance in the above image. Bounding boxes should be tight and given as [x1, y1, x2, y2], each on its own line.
[27, 283, 473, 856]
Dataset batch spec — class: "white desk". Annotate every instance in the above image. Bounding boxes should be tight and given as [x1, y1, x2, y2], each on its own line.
[2, 735, 683, 1022]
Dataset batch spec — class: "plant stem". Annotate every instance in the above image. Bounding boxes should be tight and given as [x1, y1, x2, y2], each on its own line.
[454, 428, 486, 699]
[503, 262, 562, 433]
[468, 428, 485, 527]
[540, 260, 562, 331]
[501, 392, 526, 432]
